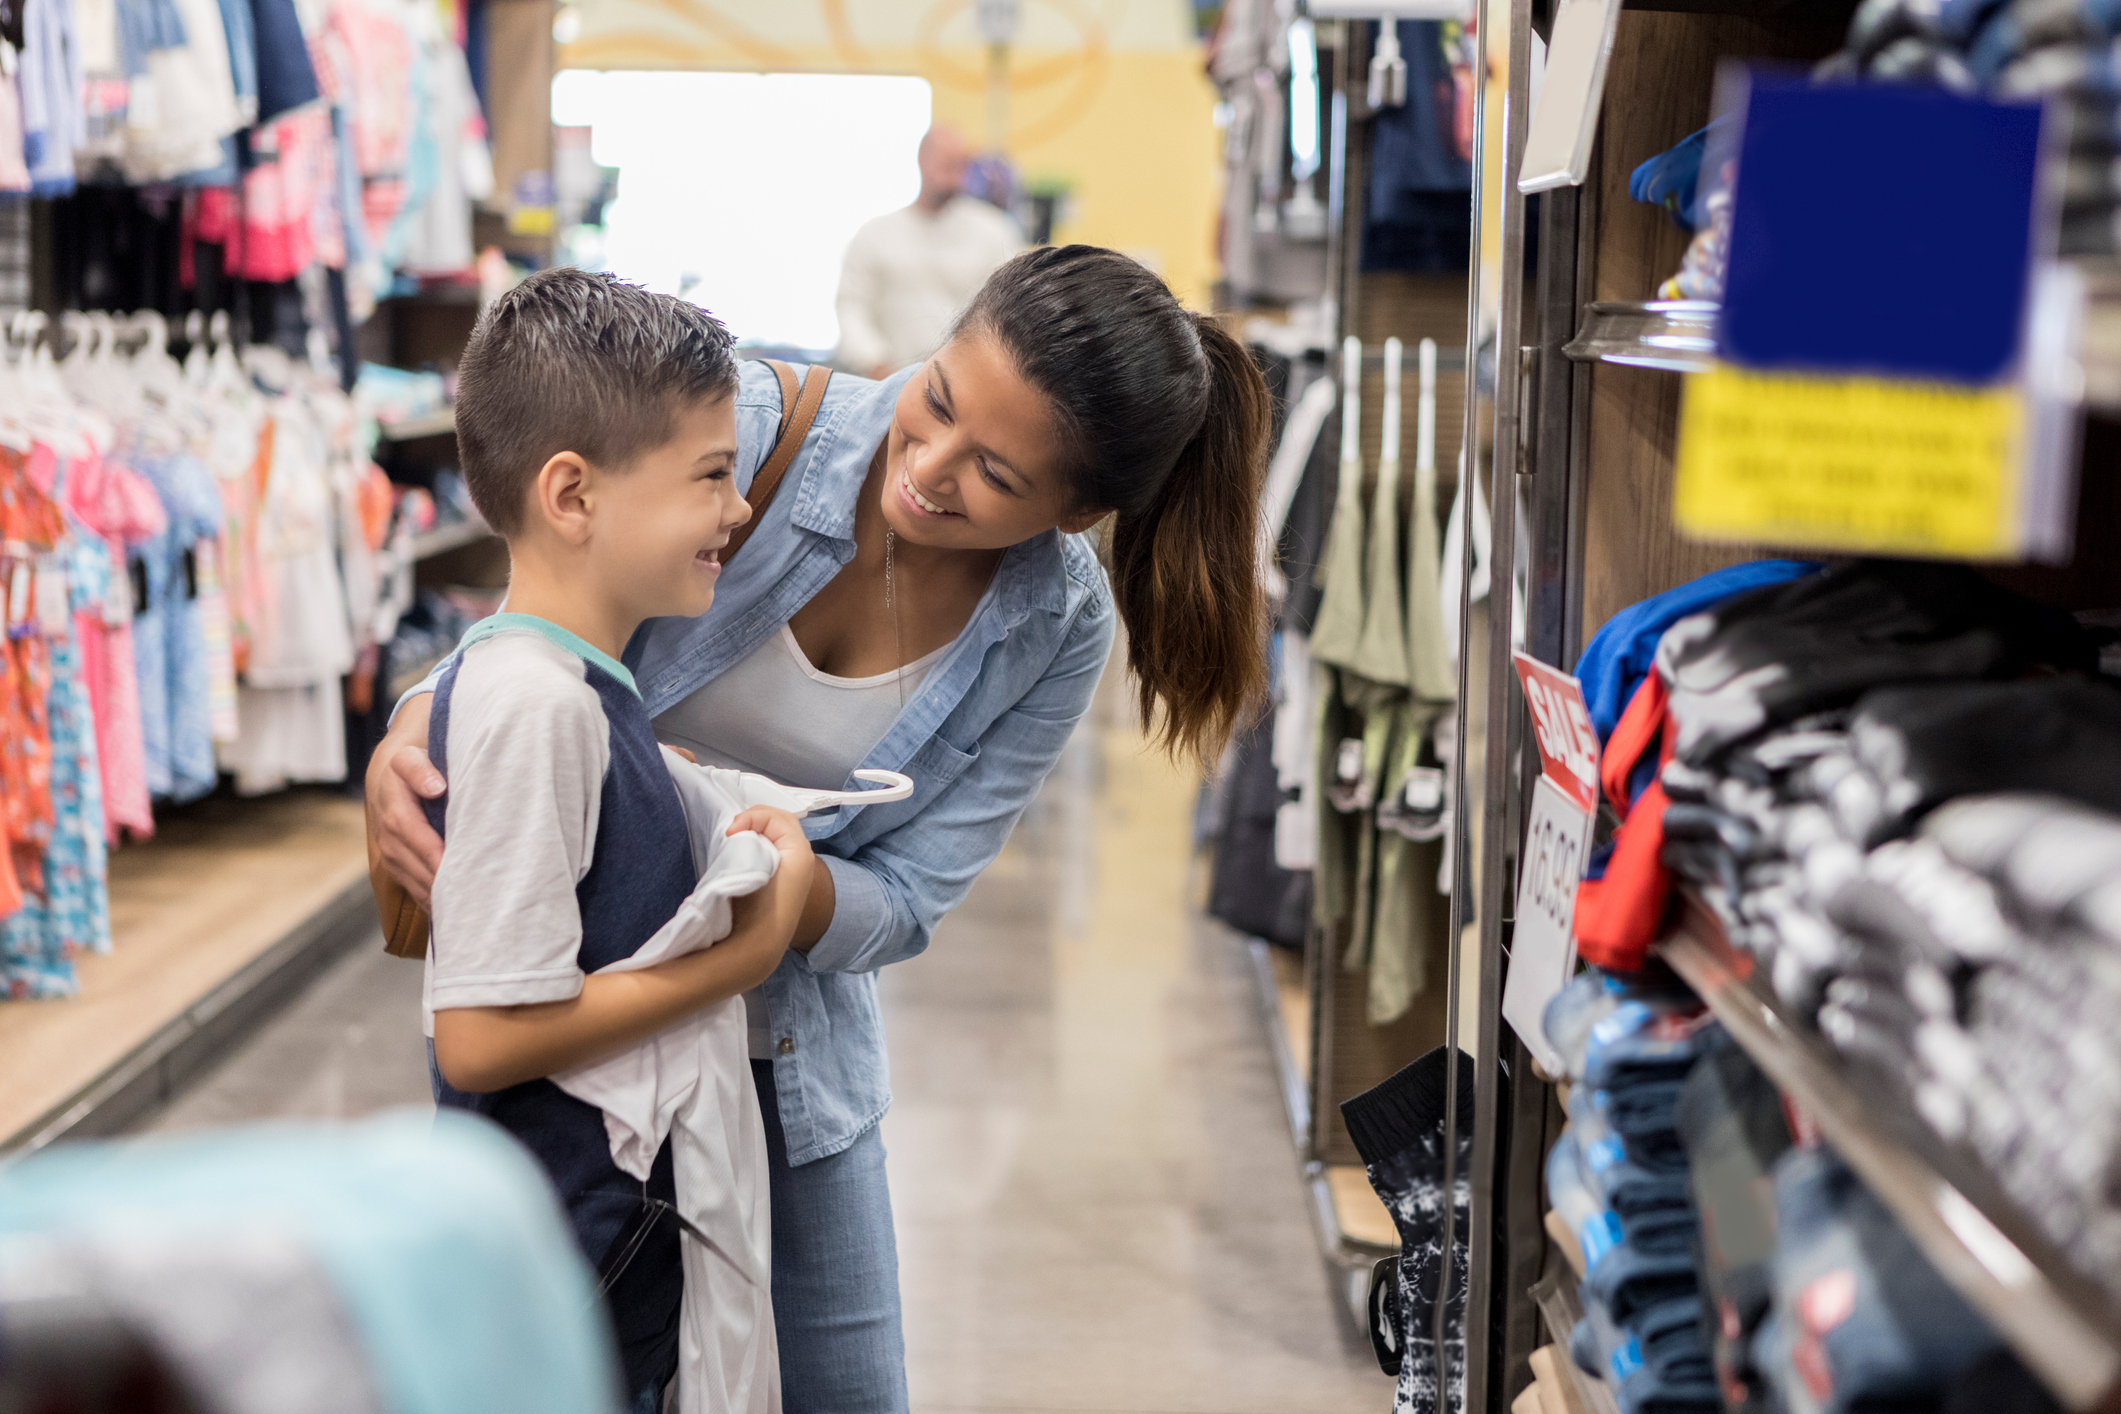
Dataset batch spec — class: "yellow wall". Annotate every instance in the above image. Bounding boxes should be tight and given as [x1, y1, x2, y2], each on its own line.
[560, 1, 1223, 308]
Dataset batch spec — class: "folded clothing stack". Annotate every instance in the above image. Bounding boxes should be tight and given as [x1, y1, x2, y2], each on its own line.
[1755, 1143, 2029, 1414]
[1818, 794, 2121, 1299]
[1577, 559, 2099, 976]
[1663, 673, 2121, 1009]
[1543, 970, 1727, 1414]
[1816, 0, 2121, 258]
[1645, 560, 2105, 1004]
[1633, 0, 2121, 300]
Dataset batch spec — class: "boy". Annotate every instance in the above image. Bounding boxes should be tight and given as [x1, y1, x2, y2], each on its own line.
[420, 268, 810, 1412]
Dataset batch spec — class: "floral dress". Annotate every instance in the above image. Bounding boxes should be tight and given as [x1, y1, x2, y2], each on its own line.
[2, 451, 112, 997]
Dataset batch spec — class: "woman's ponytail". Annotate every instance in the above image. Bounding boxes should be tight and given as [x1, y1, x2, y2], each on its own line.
[958, 246, 1273, 768]
[1107, 316, 1270, 765]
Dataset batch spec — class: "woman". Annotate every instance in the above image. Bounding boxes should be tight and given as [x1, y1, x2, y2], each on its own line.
[366, 246, 1271, 1410]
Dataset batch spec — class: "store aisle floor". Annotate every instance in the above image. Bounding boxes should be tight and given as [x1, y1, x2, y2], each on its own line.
[148, 721, 1389, 1412]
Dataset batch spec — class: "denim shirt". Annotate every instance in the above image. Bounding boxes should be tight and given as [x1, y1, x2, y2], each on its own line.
[412, 361, 1116, 1166]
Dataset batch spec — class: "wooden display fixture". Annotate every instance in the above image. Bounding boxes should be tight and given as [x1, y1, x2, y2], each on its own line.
[1479, 0, 2121, 1406]
[0, 791, 373, 1153]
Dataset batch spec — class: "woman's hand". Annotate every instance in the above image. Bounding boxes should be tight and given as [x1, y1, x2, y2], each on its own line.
[364, 695, 445, 905]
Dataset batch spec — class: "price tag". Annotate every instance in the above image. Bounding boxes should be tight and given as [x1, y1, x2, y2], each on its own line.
[1505, 774, 1594, 1076]
[1505, 655, 1598, 1070]
[1674, 75, 2068, 563]
[1513, 652, 1600, 813]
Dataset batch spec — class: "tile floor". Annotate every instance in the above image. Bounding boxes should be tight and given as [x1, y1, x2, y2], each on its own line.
[147, 722, 1391, 1412]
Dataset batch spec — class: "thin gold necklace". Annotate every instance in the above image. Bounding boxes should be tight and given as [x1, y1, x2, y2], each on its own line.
[885, 525, 905, 708]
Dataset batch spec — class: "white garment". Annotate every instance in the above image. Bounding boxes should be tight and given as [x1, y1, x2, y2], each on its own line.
[1439, 448, 1490, 672]
[403, 32, 492, 274]
[553, 750, 782, 1414]
[122, 0, 242, 180]
[655, 624, 946, 1057]
[1272, 632, 1316, 871]
[832, 196, 1024, 374]
[223, 404, 355, 795]
[1259, 375, 1337, 603]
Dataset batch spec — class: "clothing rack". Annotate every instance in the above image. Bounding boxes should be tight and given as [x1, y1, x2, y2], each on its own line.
[1217, 8, 1483, 1333]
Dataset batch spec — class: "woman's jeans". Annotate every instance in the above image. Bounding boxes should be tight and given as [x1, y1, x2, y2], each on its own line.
[755, 1060, 909, 1414]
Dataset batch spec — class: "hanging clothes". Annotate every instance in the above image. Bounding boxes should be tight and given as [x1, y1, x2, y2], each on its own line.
[61, 448, 164, 843]
[132, 451, 225, 803]
[2, 446, 113, 997]
[20, 0, 84, 196]
[221, 398, 353, 796]
[1362, 20, 1474, 273]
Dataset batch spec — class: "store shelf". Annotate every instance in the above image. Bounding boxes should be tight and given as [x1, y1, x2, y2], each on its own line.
[1658, 900, 2121, 1412]
[1561, 301, 1717, 373]
[1244, 937, 1392, 1333]
[0, 792, 374, 1155]
[376, 407, 456, 441]
[1531, 1276, 1622, 1414]
[411, 518, 493, 560]
[388, 653, 448, 702]
[1561, 277, 2121, 417]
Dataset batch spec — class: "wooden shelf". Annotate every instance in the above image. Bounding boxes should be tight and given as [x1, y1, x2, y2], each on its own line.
[0, 792, 371, 1153]
[376, 407, 456, 442]
[1659, 899, 2121, 1412]
[1530, 1276, 1622, 1414]
[410, 519, 493, 560]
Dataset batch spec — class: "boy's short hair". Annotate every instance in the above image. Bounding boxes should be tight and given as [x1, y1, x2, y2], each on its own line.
[454, 269, 740, 535]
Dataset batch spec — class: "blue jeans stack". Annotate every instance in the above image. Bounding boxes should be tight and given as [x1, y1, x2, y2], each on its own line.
[1544, 970, 1726, 1414]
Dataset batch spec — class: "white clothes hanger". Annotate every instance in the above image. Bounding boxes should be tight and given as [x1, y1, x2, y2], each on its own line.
[15, 313, 96, 458]
[0, 318, 29, 453]
[732, 768, 915, 817]
[184, 310, 210, 385]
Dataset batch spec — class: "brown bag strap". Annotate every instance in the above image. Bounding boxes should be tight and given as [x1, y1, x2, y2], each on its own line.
[722, 358, 832, 566]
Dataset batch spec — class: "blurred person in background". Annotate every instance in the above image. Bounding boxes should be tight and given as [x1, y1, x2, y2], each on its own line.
[833, 124, 1024, 380]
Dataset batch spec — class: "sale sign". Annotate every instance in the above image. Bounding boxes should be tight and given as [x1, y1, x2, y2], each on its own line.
[1505, 654, 1601, 1074]
[1513, 652, 1600, 812]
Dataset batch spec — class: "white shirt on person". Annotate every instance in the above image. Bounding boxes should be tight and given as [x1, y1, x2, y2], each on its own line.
[833, 194, 1025, 374]
[655, 622, 954, 1059]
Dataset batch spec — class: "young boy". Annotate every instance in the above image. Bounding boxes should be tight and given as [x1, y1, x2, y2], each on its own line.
[419, 268, 811, 1412]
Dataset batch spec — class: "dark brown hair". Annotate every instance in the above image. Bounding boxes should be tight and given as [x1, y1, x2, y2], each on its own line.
[957, 246, 1270, 766]
[454, 268, 739, 535]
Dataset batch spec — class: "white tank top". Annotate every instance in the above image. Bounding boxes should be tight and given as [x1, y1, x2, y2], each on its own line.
[654, 624, 951, 1060]
[655, 624, 949, 790]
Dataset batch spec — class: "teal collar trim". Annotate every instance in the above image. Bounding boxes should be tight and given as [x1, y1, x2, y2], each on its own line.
[457, 613, 641, 697]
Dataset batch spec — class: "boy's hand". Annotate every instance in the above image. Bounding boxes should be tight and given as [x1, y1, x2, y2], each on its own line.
[719, 807, 815, 987]
[729, 806, 816, 903]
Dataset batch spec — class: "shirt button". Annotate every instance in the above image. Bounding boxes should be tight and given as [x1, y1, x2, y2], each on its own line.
[777, 1037, 795, 1056]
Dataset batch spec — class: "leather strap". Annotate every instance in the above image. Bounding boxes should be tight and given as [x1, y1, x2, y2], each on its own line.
[374, 359, 834, 961]
[377, 855, 430, 959]
[722, 359, 831, 566]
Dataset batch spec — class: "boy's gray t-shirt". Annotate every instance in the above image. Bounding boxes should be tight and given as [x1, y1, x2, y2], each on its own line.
[422, 628, 622, 1034]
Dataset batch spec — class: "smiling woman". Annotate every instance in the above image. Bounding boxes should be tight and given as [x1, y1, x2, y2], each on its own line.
[366, 245, 1271, 1412]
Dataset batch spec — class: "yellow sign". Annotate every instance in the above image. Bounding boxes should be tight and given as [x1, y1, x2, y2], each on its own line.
[1674, 363, 2027, 560]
